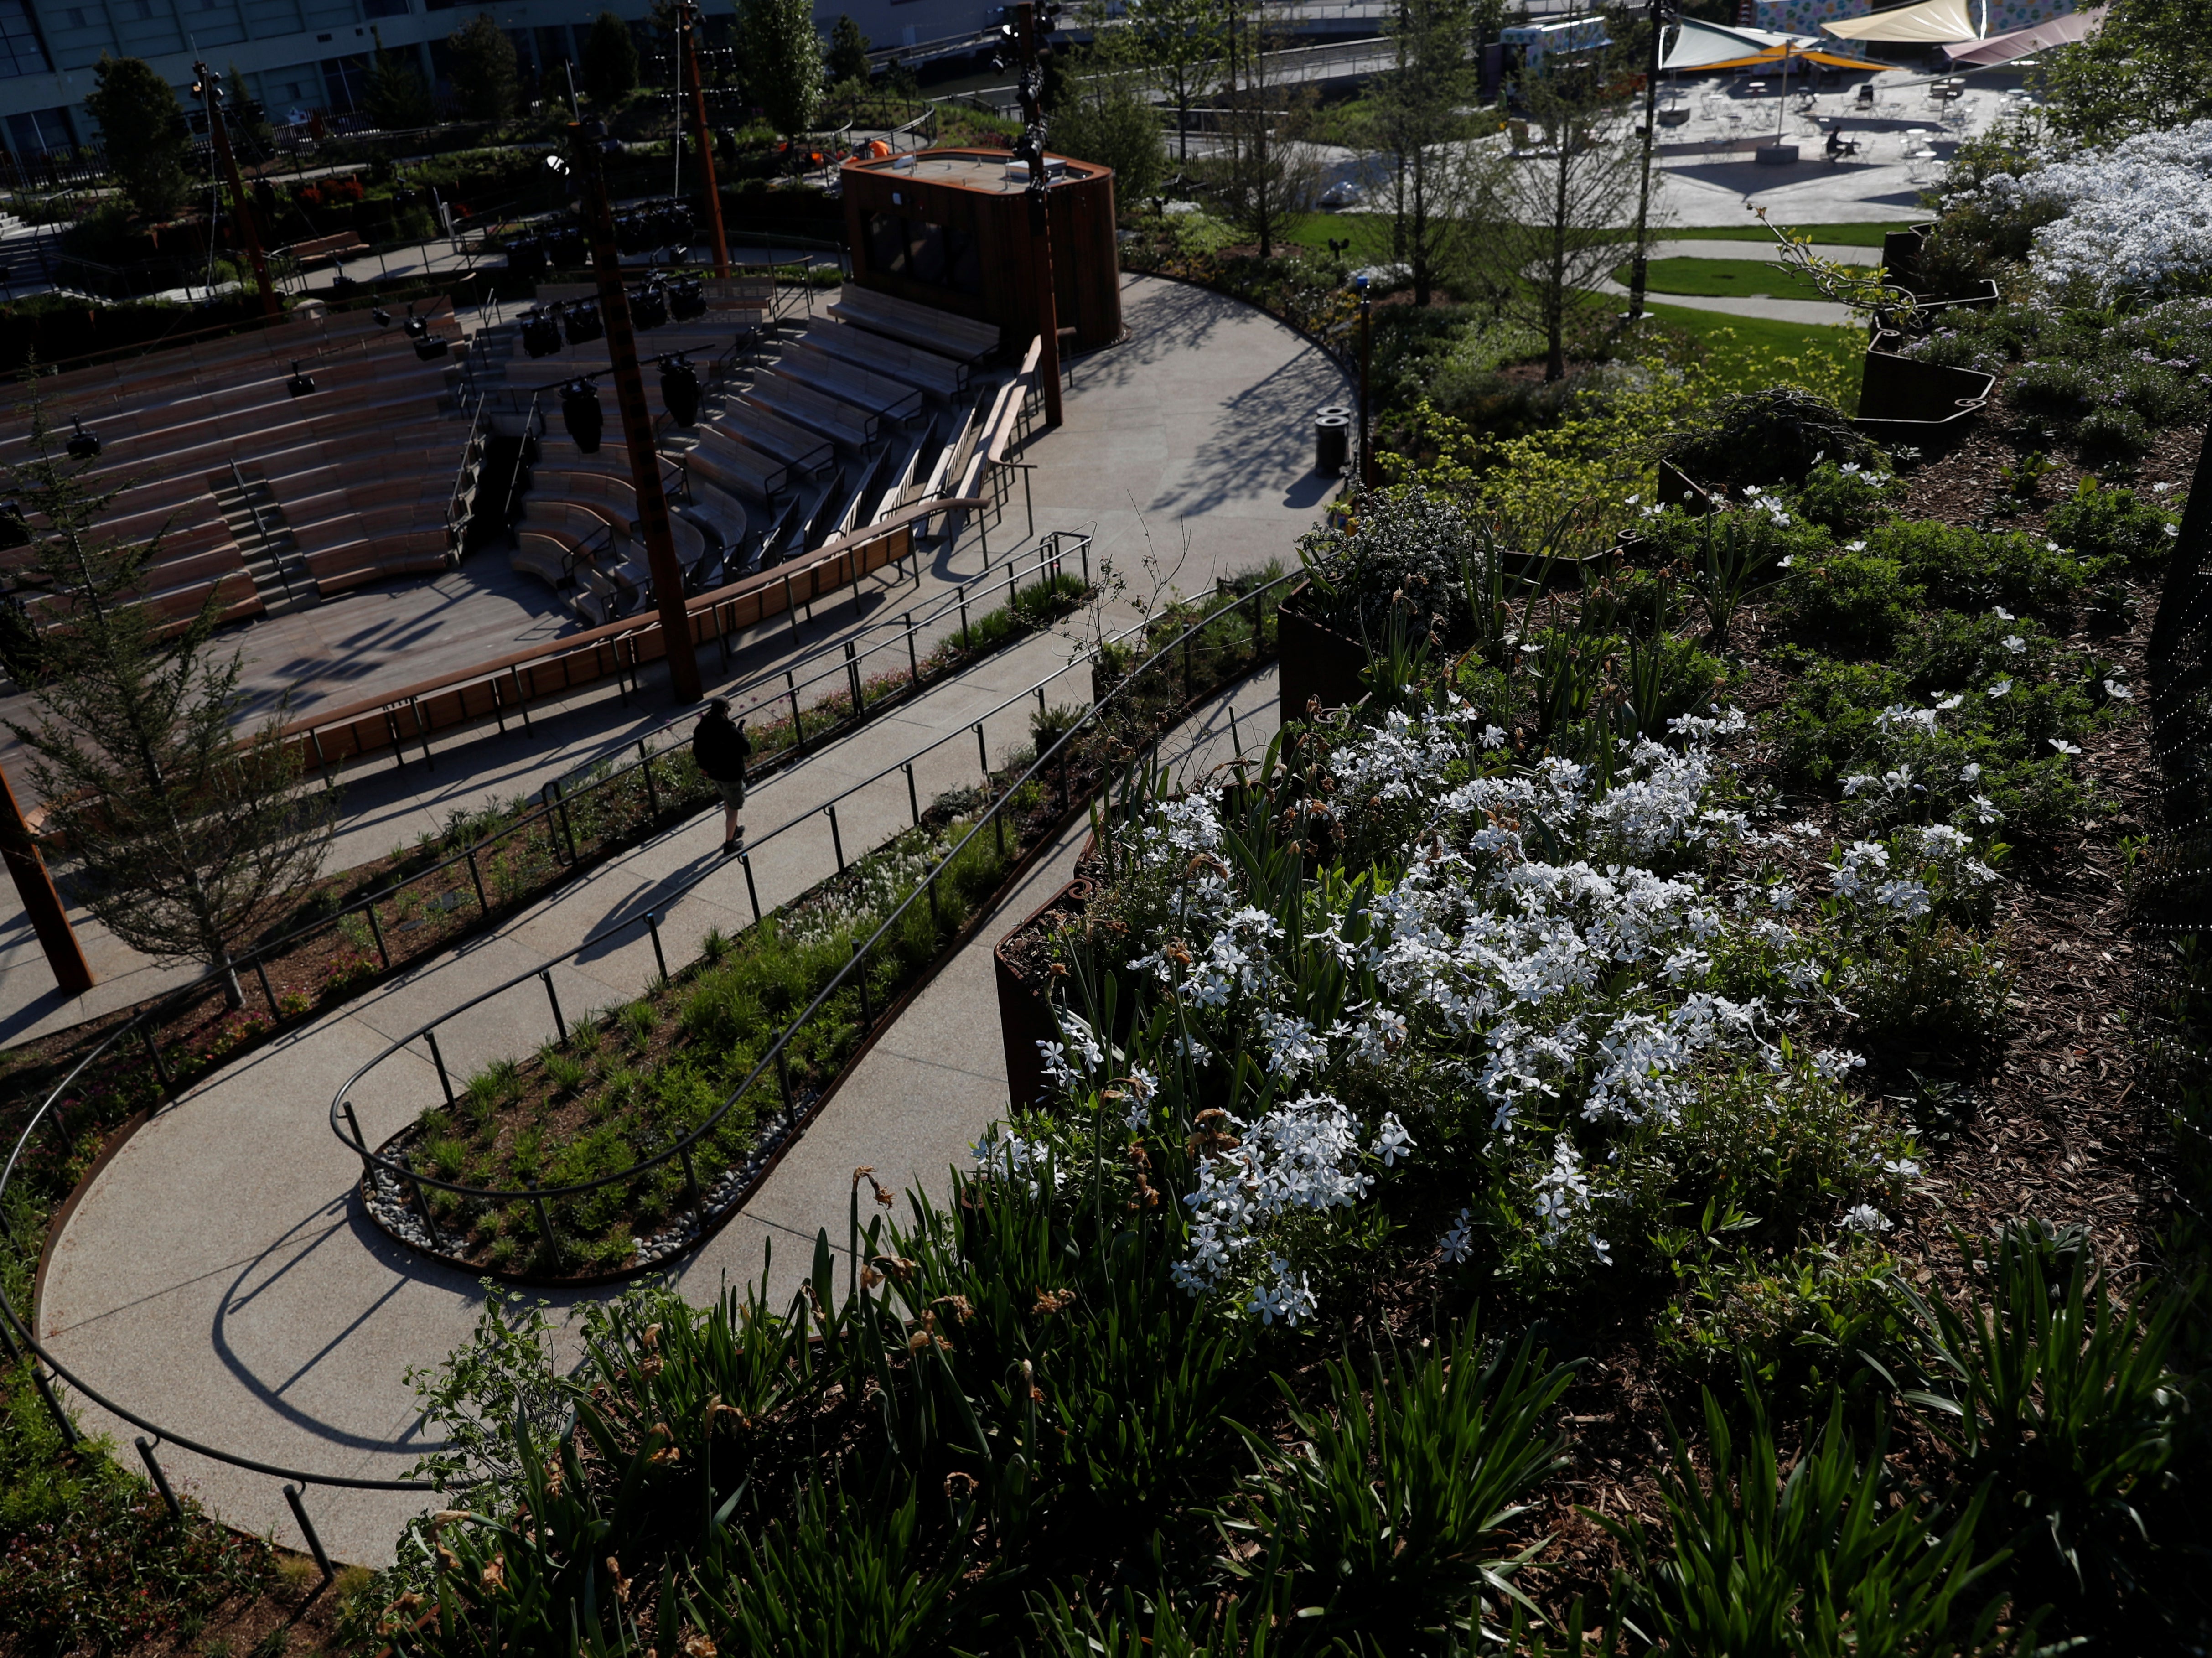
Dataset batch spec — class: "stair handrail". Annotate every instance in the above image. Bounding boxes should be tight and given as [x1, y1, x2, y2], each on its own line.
[227, 459, 295, 603]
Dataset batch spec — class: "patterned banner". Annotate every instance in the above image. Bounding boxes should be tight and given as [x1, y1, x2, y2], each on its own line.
[1755, 0, 1875, 53]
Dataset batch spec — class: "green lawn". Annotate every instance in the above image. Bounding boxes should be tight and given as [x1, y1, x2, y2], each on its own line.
[1614, 255, 1833, 299]
[1655, 221, 1915, 248]
[1642, 300, 1867, 408]
[1270, 214, 1910, 266]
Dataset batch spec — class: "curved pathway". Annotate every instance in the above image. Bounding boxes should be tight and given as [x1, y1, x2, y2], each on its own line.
[1598, 238, 1881, 328]
[34, 276, 1337, 1567]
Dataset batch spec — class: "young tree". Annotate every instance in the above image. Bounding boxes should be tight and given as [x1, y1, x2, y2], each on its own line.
[3, 401, 336, 1008]
[581, 10, 641, 106]
[741, 0, 824, 137]
[1115, 0, 1227, 162]
[1468, 63, 1652, 379]
[448, 12, 520, 123]
[2036, 0, 2212, 145]
[364, 30, 435, 130]
[1048, 63, 1167, 204]
[83, 56, 191, 222]
[1202, 1, 1321, 257]
[826, 13, 871, 86]
[1368, 0, 1486, 307]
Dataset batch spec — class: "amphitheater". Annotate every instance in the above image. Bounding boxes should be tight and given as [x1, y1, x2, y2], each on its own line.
[1, 224, 1347, 1564]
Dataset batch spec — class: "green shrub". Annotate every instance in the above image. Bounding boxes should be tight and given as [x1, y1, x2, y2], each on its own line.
[2044, 477, 2183, 568]
[1663, 386, 1881, 490]
[1785, 460, 1908, 537]
[1840, 921, 2013, 1057]
[1864, 520, 2085, 621]
[1773, 552, 1922, 657]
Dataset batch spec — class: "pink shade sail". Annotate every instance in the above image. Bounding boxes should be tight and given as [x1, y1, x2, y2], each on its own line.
[1944, 5, 2105, 62]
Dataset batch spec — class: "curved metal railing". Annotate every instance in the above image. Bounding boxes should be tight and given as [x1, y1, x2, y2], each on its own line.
[326, 571, 1290, 1256]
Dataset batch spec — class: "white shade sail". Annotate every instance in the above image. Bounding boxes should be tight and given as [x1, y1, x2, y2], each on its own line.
[1823, 0, 1981, 43]
[1944, 5, 2103, 62]
[1661, 15, 1815, 68]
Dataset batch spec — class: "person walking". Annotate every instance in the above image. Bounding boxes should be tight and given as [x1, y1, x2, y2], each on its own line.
[693, 697, 753, 854]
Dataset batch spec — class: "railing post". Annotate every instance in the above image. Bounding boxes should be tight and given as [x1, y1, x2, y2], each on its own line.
[958, 583, 970, 650]
[425, 1030, 457, 1108]
[140, 1025, 176, 1099]
[679, 1140, 701, 1212]
[975, 720, 989, 786]
[740, 849, 762, 925]
[340, 1099, 374, 1180]
[383, 708, 406, 772]
[254, 957, 280, 1018]
[645, 909, 668, 984]
[852, 942, 873, 1026]
[411, 696, 434, 770]
[539, 971, 566, 1044]
[844, 640, 862, 713]
[905, 761, 919, 826]
[638, 738, 661, 818]
[409, 1172, 446, 1251]
[31, 1364, 77, 1449]
[530, 1187, 559, 1261]
[511, 664, 533, 730]
[828, 803, 845, 871]
[365, 901, 391, 969]
[904, 611, 919, 687]
[775, 1047, 797, 1130]
[787, 670, 804, 754]
[490, 674, 508, 735]
[549, 779, 580, 864]
[282, 1484, 336, 1585]
[466, 845, 489, 914]
[782, 571, 800, 637]
[135, 1437, 182, 1522]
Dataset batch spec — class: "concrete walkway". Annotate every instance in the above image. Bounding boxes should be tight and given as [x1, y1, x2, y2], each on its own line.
[1596, 238, 1882, 329]
[1, 274, 1344, 1046]
[31, 277, 1332, 1567]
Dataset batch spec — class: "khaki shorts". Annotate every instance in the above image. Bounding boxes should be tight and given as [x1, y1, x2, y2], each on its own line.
[715, 777, 746, 808]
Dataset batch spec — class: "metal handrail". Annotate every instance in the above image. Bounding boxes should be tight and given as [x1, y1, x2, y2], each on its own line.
[328, 570, 1291, 1216]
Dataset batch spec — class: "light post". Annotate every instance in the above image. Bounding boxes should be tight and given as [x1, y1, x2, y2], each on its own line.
[1012, 0, 1065, 428]
[569, 121, 704, 704]
[1355, 272, 1373, 489]
[1627, 0, 1673, 324]
[194, 62, 278, 319]
[678, 1, 730, 276]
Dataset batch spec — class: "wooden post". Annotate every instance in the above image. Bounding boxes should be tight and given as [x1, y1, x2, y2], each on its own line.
[0, 762, 92, 994]
[679, 2, 731, 276]
[1013, 3, 1065, 428]
[196, 63, 278, 319]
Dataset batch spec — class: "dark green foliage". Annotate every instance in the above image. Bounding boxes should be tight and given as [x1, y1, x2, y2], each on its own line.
[1786, 460, 1910, 538]
[1600, 1386, 2010, 1658]
[364, 32, 435, 130]
[83, 55, 191, 222]
[1898, 1223, 2185, 1611]
[1047, 75, 1169, 207]
[446, 12, 519, 123]
[2045, 477, 2182, 568]
[739, 0, 823, 136]
[580, 11, 640, 104]
[1863, 520, 2086, 622]
[824, 13, 870, 84]
[1663, 387, 1880, 491]
[2034, 0, 2212, 145]
[1226, 1322, 1571, 1645]
[1774, 550, 1922, 657]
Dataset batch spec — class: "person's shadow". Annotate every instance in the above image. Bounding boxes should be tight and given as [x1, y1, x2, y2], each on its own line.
[572, 843, 733, 967]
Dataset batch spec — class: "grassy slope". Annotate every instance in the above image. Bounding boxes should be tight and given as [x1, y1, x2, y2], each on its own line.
[1614, 255, 1835, 298]
[1277, 213, 1914, 260]
[1643, 301, 1868, 407]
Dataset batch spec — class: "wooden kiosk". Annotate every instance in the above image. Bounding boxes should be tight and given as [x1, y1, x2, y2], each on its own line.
[839, 149, 1122, 356]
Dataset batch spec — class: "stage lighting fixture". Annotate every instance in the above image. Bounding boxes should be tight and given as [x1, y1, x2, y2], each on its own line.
[414, 333, 451, 361]
[559, 378, 603, 454]
[668, 275, 705, 321]
[286, 359, 317, 397]
[521, 307, 563, 358]
[404, 304, 428, 338]
[615, 212, 650, 255]
[563, 300, 604, 346]
[372, 308, 392, 327]
[659, 354, 700, 427]
[66, 418, 100, 460]
[630, 280, 669, 331]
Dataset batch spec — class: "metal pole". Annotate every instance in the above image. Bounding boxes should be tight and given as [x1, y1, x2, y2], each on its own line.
[570, 118, 702, 704]
[466, 845, 488, 914]
[31, 1365, 77, 1448]
[905, 611, 919, 685]
[844, 640, 863, 712]
[787, 671, 804, 752]
[975, 721, 990, 784]
[853, 942, 873, 1026]
[135, 1437, 183, 1521]
[196, 62, 278, 318]
[828, 803, 845, 871]
[0, 760, 93, 994]
[645, 909, 668, 983]
[365, 900, 391, 968]
[540, 970, 567, 1043]
[282, 1484, 336, 1583]
[1357, 275, 1374, 489]
[679, 0, 730, 276]
[426, 1030, 457, 1108]
[905, 761, 919, 825]
[1628, 0, 1665, 323]
[958, 583, 970, 648]
[140, 1025, 176, 1098]
[1013, 3, 1066, 428]
[638, 738, 661, 817]
[340, 1099, 374, 1178]
[740, 849, 762, 923]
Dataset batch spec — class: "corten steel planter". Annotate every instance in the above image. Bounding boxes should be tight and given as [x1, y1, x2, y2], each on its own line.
[994, 873, 1092, 1109]
[1854, 332, 1997, 450]
[1276, 585, 1372, 729]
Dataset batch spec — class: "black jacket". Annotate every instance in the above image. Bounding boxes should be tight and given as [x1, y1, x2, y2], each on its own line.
[693, 713, 751, 782]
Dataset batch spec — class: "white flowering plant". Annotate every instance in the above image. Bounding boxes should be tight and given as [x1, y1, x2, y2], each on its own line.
[1034, 695, 1927, 1325]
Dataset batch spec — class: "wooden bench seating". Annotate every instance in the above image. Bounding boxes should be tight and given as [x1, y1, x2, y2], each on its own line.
[280, 231, 369, 267]
[678, 426, 789, 503]
[792, 320, 969, 397]
[741, 377, 876, 449]
[702, 403, 834, 476]
[769, 352, 923, 424]
[828, 284, 999, 363]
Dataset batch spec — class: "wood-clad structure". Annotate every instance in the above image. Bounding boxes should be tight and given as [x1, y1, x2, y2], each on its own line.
[839, 149, 1123, 355]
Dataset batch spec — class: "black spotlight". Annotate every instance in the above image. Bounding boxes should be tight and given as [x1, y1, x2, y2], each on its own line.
[563, 300, 604, 346]
[659, 353, 700, 427]
[414, 332, 451, 361]
[668, 275, 705, 321]
[629, 281, 668, 331]
[404, 303, 428, 339]
[521, 307, 563, 358]
[371, 308, 392, 328]
[286, 359, 317, 397]
[66, 418, 100, 460]
[559, 378, 603, 454]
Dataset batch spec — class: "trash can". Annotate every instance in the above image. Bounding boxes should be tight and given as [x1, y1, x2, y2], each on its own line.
[1314, 412, 1351, 476]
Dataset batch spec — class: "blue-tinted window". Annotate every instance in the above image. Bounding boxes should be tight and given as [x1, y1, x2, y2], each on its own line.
[0, 0, 52, 79]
